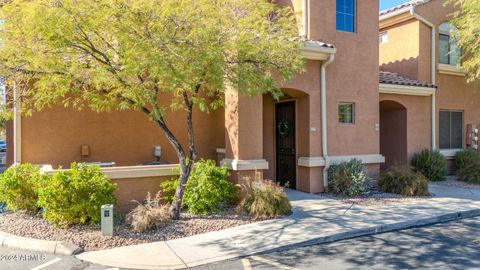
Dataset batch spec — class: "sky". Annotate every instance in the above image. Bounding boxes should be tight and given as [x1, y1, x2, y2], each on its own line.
[379, 0, 409, 12]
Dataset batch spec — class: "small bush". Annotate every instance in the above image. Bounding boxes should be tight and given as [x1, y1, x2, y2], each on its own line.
[378, 167, 429, 196]
[126, 192, 170, 232]
[0, 163, 42, 213]
[237, 180, 291, 219]
[327, 159, 369, 196]
[455, 149, 480, 171]
[160, 160, 236, 214]
[38, 163, 117, 226]
[411, 149, 446, 181]
[457, 159, 480, 184]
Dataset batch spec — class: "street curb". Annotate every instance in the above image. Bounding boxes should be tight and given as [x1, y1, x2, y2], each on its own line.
[259, 208, 480, 255]
[0, 231, 83, 255]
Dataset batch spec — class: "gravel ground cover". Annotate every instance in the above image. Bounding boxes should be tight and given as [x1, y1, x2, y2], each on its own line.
[432, 176, 480, 190]
[0, 209, 253, 251]
[314, 188, 429, 206]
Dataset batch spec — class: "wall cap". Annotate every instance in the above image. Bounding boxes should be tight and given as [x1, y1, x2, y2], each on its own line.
[43, 164, 180, 179]
[438, 64, 466, 77]
[379, 83, 436, 96]
[220, 159, 269, 171]
[298, 155, 385, 168]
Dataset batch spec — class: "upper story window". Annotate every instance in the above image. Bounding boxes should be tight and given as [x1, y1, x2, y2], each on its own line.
[439, 22, 461, 65]
[336, 0, 355, 32]
[379, 32, 388, 44]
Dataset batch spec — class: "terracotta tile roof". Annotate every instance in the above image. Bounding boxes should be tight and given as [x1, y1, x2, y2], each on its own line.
[379, 0, 431, 17]
[379, 71, 436, 88]
[304, 40, 335, 49]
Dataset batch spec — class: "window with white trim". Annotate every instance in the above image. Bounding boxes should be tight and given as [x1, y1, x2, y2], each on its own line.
[439, 110, 463, 149]
[336, 0, 355, 32]
[439, 22, 461, 65]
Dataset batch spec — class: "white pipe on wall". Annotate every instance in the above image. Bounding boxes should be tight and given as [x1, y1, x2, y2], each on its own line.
[321, 54, 335, 188]
[301, 0, 308, 37]
[13, 82, 21, 164]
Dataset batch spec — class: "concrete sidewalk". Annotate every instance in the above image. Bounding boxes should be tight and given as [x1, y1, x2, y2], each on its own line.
[77, 184, 480, 270]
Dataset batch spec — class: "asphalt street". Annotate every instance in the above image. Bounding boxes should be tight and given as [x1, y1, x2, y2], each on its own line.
[0, 216, 478, 270]
[192, 216, 480, 270]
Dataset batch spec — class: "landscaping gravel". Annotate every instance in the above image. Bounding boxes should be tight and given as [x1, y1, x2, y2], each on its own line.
[432, 176, 480, 190]
[0, 209, 253, 251]
[315, 189, 428, 206]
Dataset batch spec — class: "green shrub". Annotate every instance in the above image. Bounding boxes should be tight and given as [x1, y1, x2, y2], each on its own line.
[0, 163, 42, 213]
[327, 159, 369, 196]
[237, 180, 291, 219]
[38, 163, 117, 226]
[457, 159, 480, 184]
[378, 167, 429, 196]
[411, 149, 446, 181]
[455, 149, 480, 171]
[160, 159, 236, 214]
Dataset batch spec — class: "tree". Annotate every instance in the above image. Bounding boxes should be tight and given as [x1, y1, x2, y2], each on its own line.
[0, 0, 304, 219]
[447, 0, 480, 81]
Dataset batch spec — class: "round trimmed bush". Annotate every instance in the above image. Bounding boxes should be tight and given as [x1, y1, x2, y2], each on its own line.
[411, 149, 446, 181]
[38, 163, 117, 226]
[379, 166, 429, 196]
[0, 163, 42, 213]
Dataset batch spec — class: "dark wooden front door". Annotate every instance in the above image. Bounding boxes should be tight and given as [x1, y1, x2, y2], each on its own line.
[275, 101, 296, 189]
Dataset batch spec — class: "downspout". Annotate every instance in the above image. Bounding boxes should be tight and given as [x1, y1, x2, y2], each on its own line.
[321, 54, 335, 189]
[13, 82, 21, 164]
[301, 0, 308, 37]
[410, 9, 436, 150]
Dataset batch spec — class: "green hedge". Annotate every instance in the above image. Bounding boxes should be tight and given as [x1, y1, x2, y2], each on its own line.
[0, 163, 42, 213]
[160, 159, 236, 214]
[38, 163, 117, 226]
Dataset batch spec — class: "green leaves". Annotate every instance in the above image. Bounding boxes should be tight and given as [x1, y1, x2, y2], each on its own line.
[447, 0, 480, 81]
[0, 0, 304, 119]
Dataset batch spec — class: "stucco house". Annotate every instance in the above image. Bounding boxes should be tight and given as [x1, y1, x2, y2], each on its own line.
[379, 0, 480, 172]
[6, 0, 479, 211]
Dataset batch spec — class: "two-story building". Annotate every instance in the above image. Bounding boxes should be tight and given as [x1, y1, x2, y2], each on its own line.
[7, 0, 384, 211]
[379, 0, 480, 172]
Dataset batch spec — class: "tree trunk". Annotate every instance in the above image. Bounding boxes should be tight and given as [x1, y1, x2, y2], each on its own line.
[168, 157, 193, 219]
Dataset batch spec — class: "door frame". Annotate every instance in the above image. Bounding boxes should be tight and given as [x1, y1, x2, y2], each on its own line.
[274, 99, 297, 189]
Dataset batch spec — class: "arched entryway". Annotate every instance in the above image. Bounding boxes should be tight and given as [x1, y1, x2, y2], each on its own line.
[380, 100, 408, 170]
[263, 88, 310, 190]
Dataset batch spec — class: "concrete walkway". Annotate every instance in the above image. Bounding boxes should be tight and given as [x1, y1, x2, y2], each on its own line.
[77, 184, 480, 270]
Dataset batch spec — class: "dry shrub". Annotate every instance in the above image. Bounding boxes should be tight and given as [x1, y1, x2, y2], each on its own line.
[237, 179, 292, 219]
[126, 192, 171, 233]
[379, 166, 429, 196]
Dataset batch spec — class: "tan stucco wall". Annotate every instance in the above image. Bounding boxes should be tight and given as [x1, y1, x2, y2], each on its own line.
[380, 94, 431, 163]
[380, 19, 420, 80]
[380, 0, 480, 154]
[112, 176, 172, 213]
[21, 102, 225, 168]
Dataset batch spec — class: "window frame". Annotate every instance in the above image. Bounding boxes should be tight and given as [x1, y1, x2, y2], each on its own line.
[338, 102, 355, 124]
[336, 0, 356, 33]
[439, 110, 464, 150]
[438, 22, 461, 66]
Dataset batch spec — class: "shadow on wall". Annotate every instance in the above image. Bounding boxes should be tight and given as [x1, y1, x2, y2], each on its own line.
[380, 100, 408, 170]
[380, 57, 419, 81]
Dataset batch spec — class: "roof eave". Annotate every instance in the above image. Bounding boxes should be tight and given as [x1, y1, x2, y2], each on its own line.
[379, 83, 437, 96]
[379, 8, 414, 29]
[300, 42, 336, 61]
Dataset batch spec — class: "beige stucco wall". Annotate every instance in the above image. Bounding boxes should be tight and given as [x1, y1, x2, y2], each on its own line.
[380, 94, 431, 164]
[380, 19, 421, 81]
[21, 101, 225, 168]
[379, 0, 480, 157]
